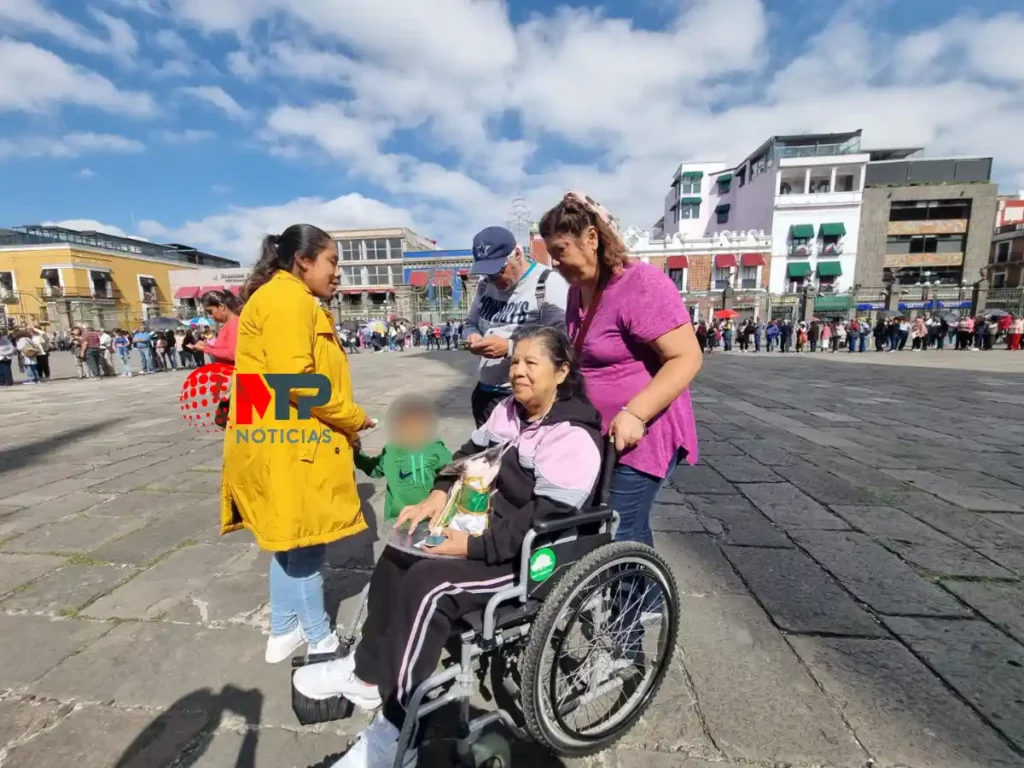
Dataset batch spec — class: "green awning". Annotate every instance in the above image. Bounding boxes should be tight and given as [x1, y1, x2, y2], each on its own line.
[790, 224, 815, 239]
[680, 197, 702, 205]
[787, 262, 812, 278]
[682, 171, 704, 179]
[715, 204, 731, 213]
[819, 222, 847, 237]
[716, 173, 733, 182]
[817, 261, 843, 277]
[814, 295, 851, 311]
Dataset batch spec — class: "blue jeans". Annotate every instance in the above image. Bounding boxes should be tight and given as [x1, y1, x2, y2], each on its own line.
[118, 351, 132, 375]
[608, 451, 684, 546]
[23, 362, 38, 382]
[138, 346, 155, 372]
[269, 545, 331, 643]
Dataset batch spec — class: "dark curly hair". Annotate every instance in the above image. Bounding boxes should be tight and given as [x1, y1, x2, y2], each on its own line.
[510, 325, 588, 401]
[538, 195, 629, 280]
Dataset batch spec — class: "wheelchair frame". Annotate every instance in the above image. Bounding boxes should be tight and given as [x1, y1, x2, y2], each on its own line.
[390, 506, 621, 768]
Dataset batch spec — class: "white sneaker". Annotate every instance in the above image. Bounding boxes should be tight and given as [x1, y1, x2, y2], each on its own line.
[582, 648, 632, 690]
[308, 631, 340, 656]
[292, 654, 382, 710]
[265, 626, 305, 664]
[331, 713, 415, 768]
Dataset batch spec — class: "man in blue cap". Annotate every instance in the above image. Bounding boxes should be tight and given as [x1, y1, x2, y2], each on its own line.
[463, 225, 569, 426]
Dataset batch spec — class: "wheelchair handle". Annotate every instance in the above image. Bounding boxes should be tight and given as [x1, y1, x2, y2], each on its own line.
[594, 438, 618, 508]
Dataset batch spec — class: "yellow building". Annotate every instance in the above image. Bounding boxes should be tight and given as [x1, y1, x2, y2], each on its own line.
[0, 225, 238, 331]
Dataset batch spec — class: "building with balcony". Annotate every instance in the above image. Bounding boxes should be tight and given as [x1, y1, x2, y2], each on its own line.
[167, 267, 252, 318]
[855, 158, 998, 288]
[996, 193, 1024, 229]
[621, 226, 772, 321]
[654, 131, 923, 297]
[989, 224, 1024, 288]
[0, 224, 237, 331]
[661, 161, 728, 238]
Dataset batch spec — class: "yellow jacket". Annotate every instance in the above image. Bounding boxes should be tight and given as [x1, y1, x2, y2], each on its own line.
[220, 270, 368, 551]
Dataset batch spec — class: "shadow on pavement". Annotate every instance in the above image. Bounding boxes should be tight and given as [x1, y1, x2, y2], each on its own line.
[0, 419, 118, 475]
[114, 686, 263, 768]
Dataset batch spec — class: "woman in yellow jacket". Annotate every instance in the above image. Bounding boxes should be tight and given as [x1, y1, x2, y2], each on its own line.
[221, 224, 373, 663]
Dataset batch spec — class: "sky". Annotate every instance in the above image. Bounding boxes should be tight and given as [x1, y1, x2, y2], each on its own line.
[1, 0, 1023, 264]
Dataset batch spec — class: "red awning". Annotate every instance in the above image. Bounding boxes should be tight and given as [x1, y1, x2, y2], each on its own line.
[199, 284, 224, 294]
[407, 271, 429, 288]
[226, 285, 243, 296]
[173, 286, 200, 300]
[433, 270, 454, 288]
[337, 288, 364, 294]
[714, 254, 737, 269]
[666, 256, 689, 269]
[457, 269, 469, 277]
[741, 253, 766, 267]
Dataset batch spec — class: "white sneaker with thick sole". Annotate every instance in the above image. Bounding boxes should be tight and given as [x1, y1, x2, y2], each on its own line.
[331, 713, 416, 768]
[265, 627, 305, 664]
[292, 654, 382, 710]
[307, 632, 340, 656]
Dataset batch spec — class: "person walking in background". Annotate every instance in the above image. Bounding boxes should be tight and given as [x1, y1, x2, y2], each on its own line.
[765, 320, 778, 351]
[190, 290, 240, 364]
[133, 326, 157, 373]
[224, 223, 375, 664]
[81, 325, 103, 377]
[539, 191, 702, 546]
[114, 329, 133, 377]
[753, 319, 763, 352]
[1008, 315, 1023, 350]
[30, 327, 51, 380]
[462, 225, 569, 427]
[15, 332, 41, 384]
[0, 332, 14, 386]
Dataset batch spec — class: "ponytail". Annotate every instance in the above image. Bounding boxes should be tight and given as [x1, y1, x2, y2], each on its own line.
[242, 225, 332, 302]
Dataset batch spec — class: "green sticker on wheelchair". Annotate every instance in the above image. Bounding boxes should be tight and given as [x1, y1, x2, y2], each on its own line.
[529, 548, 556, 582]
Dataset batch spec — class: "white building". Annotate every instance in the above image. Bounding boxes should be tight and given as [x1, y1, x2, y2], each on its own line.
[655, 131, 920, 295]
[168, 266, 252, 315]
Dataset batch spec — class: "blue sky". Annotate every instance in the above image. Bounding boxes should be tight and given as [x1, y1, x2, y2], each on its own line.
[1, 0, 1022, 262]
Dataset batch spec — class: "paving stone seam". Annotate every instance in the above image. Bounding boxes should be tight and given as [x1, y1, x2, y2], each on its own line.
[0, 695, 76, 766]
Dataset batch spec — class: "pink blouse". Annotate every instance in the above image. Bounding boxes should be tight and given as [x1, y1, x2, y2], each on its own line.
[202, 315, 239, 363]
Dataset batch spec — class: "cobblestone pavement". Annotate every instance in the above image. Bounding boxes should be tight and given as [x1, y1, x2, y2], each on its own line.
[1, 349, 1023, 768]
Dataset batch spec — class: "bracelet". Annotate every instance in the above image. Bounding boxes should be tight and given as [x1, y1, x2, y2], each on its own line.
[621, 407, 647, 436]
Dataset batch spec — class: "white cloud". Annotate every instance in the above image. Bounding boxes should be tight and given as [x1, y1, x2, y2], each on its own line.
[43, 219, 129, 238]
[0, 40, 156, 116]
[0, 1, 139, 62]
[0, 131, 145, 160]
[176, 85, 249, 120]
[77, 168, 97, 179]
[154, 128, 215, 144]
[140, 193, 420, 262]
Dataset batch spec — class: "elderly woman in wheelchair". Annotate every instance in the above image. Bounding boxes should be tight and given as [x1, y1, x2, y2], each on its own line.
[293, 326, 679, 768]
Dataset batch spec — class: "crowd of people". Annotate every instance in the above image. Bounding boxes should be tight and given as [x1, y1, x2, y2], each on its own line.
[339, 321, 464, 353]
[0, 290, 241, 384]
[694, 312, 1024, 354]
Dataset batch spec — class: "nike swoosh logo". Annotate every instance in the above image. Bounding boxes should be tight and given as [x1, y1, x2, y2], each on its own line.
[398, 470, 413, 480]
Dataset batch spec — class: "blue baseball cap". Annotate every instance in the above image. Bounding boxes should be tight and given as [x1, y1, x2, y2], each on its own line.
[470, 226, 517, 276]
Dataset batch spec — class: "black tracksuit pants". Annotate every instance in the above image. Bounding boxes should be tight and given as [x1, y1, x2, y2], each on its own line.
[353, 547, 514, 729]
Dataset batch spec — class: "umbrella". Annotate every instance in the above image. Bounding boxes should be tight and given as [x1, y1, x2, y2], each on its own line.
[146, 316, 184, 331]
[986, 309, 1010, 318]
[713, 309, 740, 320]
[368, 320, 387, 334]
[189, 316, 214, 327]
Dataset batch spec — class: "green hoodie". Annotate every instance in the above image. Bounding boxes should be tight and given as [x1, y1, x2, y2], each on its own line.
[354, 440, 453, 521]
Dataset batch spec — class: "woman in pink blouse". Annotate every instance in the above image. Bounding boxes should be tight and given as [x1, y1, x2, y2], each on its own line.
[538, 192, 703, 544]
[191, 290, 240, 363]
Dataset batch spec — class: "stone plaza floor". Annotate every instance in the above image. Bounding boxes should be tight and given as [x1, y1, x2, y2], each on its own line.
[0, 347, 1023, 768]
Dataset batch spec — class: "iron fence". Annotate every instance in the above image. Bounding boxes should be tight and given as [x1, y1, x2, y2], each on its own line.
[985, 287, 1024, 315]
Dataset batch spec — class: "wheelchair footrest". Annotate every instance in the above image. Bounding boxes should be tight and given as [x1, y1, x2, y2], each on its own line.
[290, 646, 356, 725]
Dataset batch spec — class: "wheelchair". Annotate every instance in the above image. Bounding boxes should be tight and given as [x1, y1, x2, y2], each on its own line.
[292, 442, 681, 768]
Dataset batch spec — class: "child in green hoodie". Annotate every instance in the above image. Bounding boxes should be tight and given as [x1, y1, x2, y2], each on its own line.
[354, 395, 452, 522]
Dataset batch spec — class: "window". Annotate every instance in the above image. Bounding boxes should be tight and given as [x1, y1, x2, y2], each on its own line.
[736, 166, 746, 187]
[681, 177, 700, 194]
[790, 237, 810, 254]
[889, 199, 972, 222]
[718, 178, 731, 194]
[817, 274, 837, 291]
[821, 235, 841, 254]
[713, 267, 731, 290]
[390, 264, 403, 285]
[0, 271, 12, 297]
[388, 238, 403, 259]
[716, 207, 729, 225]
[366, 239, 389, 260]
[680, 203, 700, 220]
[668, 268, 685, 291]
[836, 174, 855, 192]
[788, 276, 805, 292]
[338, 239, 360, 261]
[90, 270, 111, 298]
[993, 271, 1007, 288]
[740, 266, 757, 289]
[997, 242, 1010, 263]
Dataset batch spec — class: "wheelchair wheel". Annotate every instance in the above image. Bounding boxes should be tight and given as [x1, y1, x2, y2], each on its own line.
[455, 731, 512, 768]
[518, 541, 678, 757]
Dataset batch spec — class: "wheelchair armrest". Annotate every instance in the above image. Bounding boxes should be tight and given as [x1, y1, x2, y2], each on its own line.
[532, 506, 614, 535]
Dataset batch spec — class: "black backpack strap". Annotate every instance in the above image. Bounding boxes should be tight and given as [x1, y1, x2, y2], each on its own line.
[535, 268, 551, 310]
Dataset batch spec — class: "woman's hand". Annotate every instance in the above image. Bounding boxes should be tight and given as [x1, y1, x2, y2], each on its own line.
[396, 490, 446, 531]
[609, 409, 646, 452]
[426, 529, 469, 558]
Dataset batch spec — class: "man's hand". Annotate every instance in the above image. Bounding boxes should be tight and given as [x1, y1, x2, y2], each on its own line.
[470, 336, 510, 359]
[466, 333, 484, 348]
